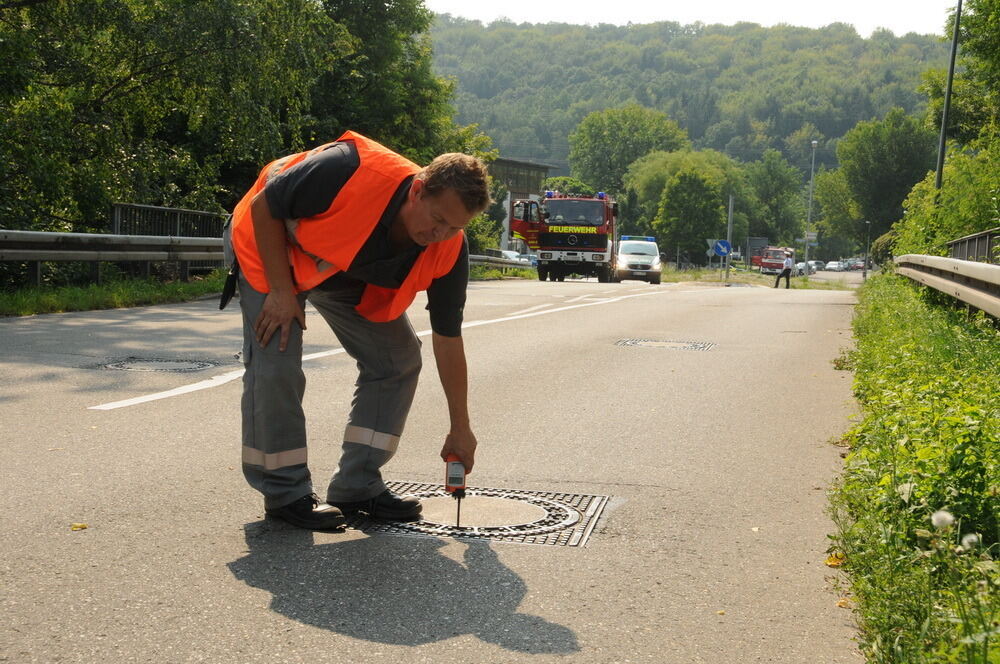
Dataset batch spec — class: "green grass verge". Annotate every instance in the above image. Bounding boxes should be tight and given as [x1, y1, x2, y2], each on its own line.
[0, 270, 227, 316]
[829, 273, 999, 663]
[469, 265, 536, 280]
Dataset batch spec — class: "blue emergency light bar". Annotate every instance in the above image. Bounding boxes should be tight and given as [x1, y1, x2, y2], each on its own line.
[596, 192, 606, 199]
[544, 190, 554, 198]
[621, 236, 656, 242]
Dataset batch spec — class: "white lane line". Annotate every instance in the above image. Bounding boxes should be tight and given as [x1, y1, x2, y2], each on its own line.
[507, 303, 557, 316]
[89, 369, 248, 411]
[89, 286, 690, 410]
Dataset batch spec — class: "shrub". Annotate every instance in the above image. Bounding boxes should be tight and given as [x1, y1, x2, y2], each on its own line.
[830, 274, 999, 662]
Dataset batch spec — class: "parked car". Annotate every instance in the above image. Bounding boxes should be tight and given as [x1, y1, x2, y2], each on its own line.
[518, 253, 538, 267]
[500, 250, 525, 263]
[795, 261, 808, 276]
[825, 260, 844, 271]
[808, 260, 825, 272]
[847, 259, 865, 270]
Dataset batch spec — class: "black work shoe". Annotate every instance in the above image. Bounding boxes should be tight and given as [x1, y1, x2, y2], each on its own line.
[265, 493, 346, 531]
[329, 490, 422, 522]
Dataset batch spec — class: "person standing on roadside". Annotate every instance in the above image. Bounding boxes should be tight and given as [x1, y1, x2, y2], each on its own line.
[222, 130, 491, 530]
[774, 251, 793, 289]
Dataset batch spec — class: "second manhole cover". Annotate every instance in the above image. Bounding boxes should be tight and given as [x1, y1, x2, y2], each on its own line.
[616, 339, 716, 351]
[105, 358, 215, 372]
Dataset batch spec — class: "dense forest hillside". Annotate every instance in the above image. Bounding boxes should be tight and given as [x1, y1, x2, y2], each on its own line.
[430, 16, 950, 175]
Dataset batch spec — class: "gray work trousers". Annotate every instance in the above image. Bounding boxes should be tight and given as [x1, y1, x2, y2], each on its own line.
[238, 276, 422, 510]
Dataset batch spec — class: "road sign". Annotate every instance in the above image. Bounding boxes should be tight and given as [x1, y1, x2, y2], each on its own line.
[713, 240, 732, 257]
[705, 238, 719, 249]
[805, 231, 818, 241]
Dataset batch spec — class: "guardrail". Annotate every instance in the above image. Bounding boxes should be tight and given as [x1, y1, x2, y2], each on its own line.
[948, 226, 999, 264]
[895, 253, 1000, 317]
[0, 229, 531, 283]
[0, 229, 224, 262]
[111, 203, 226, 237]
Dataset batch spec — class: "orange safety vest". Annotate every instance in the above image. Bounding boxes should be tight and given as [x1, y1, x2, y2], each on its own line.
[230, 130, 464, 323]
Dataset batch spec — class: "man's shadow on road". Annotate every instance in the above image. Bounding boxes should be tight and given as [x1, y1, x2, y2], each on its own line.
[228, 522, 580, 654]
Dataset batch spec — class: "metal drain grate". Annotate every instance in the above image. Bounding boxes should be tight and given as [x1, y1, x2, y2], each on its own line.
[345, 481, 608, 547]
[616, 338, 716, 351]
[104, 358, 216, 372]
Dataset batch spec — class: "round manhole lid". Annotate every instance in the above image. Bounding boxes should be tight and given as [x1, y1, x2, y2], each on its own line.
[381, 488, 580, 538]
[105, 359, 214, 372]
[420, 495, 547, 528]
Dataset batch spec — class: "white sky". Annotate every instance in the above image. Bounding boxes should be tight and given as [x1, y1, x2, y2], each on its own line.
[424, 0, 958, 38]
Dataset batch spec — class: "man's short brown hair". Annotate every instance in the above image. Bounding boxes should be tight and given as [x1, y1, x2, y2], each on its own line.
[417, 153, 492, 215]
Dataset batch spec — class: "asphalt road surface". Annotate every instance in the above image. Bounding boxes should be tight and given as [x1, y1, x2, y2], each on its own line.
[1, 279, 862, 663]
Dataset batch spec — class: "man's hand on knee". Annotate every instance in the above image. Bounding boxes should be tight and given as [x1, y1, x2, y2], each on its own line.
[254, 290, 306, 351]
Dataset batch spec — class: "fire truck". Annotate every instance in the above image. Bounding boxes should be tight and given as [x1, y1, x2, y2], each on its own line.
[757, 246, 795, 275]
[509, 191, 618, 282]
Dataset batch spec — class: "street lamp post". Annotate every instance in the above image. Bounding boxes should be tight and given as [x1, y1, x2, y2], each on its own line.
[804, 140, 818, 274]
[863, 220, 871, 281]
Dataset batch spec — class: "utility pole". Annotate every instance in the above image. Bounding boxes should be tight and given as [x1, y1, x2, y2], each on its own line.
[935, 0, 963, 191]
[804, 139, 818, 274]
[725, 193, 734, 284]
[863, 220, 871, 281]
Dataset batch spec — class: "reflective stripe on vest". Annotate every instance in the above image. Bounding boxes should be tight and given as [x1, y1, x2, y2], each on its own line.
[230, 130, 464, 322]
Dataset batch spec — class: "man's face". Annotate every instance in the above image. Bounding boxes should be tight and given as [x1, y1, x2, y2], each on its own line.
[400, 180, 474, 246]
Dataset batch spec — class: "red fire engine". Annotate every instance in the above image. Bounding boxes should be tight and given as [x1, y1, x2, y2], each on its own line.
[756, 246, 795, 275]
[510, 191, 618, 282]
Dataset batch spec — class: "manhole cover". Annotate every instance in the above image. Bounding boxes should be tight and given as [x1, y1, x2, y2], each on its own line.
[104, 358, 215, 372]
[616, 338, 716, 351]
[345, 482, 608, 547]
[420, 495, 548, 527]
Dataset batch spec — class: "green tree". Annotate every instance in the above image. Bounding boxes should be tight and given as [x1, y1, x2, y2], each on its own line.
[623, 149, 751, 242]
[0, 0, 347, 231]
[309, 0, 473, 164]
[813, 168, 861, 257]
[836, 108, 937, 240]
[744, 149, 803, 243]
[922, 1, 1000, 145]
[431, 17, 948, 174]
[893, 137, 1000, 257]
[465, 177, 508, 254]
[956, 0, 1000, 128]
[0, 0, 491, 239]
[783, 123, 826, 175]
[653, 168, 725, 263]
[542, 176, 595, 196]
[568, 104, 689, 194]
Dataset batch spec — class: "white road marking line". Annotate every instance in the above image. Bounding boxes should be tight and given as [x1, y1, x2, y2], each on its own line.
[507, 303, 557, 316]
[89, 287, 704, 410]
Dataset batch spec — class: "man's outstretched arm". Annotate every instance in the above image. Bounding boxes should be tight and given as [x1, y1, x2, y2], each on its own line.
[432, 332, 477, 472]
